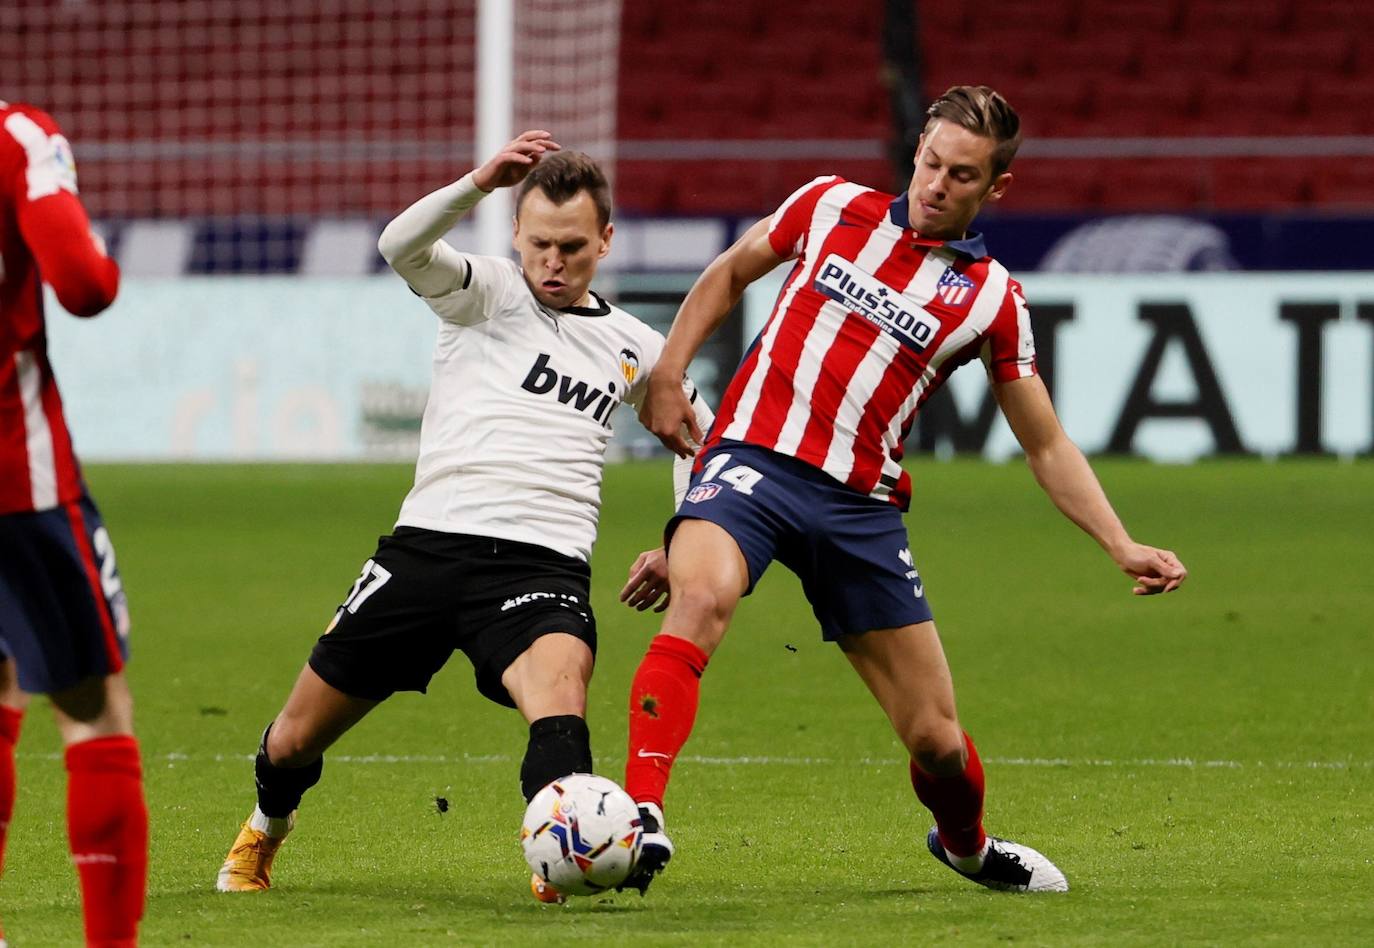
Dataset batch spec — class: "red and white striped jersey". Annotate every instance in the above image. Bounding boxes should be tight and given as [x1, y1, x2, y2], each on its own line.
[706, 175, 1036, 510]
[0, 101, 119, 514]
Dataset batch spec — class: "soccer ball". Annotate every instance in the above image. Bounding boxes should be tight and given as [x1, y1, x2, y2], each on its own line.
[520, 773, 643, 896]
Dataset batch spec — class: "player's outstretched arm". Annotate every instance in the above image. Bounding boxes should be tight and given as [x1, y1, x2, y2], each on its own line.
[377, 130, 560, 297]
[993, 375, 1188, 596]
[642, 217, 786, 457]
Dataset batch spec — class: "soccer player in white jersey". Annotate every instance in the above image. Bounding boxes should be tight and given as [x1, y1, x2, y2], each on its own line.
[618, 87, 1188, 895]
[216, 131, 712, 903]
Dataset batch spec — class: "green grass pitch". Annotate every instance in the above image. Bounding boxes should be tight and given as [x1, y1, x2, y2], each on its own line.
[3, 458, 1371, 945]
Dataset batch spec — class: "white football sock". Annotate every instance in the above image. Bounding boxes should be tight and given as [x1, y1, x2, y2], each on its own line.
[946, 837, 990, 873]
[248, 805, 295, 838]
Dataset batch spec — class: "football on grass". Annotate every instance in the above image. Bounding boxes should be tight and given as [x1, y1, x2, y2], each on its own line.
[520, 773, 643, 895]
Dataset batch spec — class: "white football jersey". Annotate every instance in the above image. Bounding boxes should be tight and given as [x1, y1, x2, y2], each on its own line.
[395, 254, 668, 561]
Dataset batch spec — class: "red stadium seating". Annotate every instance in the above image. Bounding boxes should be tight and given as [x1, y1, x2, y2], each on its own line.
[7, 0, 1370, 217]
[1095, 159, 1209, 211]
[1307, 160, 1374, 207]
[1078, 0, 1184, 34]
[1182, 0, 1294, 34]
[1208, 158, 1312, 209]
[994, 159, 1106, 211]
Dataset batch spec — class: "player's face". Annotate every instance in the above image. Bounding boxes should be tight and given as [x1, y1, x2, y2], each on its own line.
[907, 120, 1011, 240]
[513, 190, 612, 309]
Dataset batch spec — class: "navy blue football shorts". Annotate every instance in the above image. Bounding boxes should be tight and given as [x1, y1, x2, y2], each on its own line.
[667, 440, 933, 641]
[308, 528, 596, 708]
[0, 493, 132, 694]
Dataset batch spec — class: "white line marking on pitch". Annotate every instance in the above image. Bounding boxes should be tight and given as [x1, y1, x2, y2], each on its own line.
[15, 753, 1372, 770]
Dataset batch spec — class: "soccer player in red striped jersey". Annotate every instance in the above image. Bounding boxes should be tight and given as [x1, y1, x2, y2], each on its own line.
[619, 86, 1188, 895]
[0, 100, 146, 946]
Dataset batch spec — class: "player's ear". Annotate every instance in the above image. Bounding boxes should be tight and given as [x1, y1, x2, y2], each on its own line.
[986, 171, 1012, 204]
[598, 221, 613, 260]
[510, 214, 520, 249]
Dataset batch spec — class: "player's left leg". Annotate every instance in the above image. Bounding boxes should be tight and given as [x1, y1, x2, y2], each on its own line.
[501, 632, 595, 904]
[839, 622, 1067, 892]
[50, 670, 148, 948]
[501, 632, 595, 800]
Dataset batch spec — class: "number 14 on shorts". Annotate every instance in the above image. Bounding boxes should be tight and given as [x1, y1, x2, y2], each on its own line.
[686, 453, 763, 503]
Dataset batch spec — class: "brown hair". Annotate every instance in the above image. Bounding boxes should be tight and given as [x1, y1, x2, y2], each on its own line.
[514, 151, 612, 229]
[924, 85, 1022, 178]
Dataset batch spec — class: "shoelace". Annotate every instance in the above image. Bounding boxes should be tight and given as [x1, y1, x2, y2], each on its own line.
[992, 845, 1025, 867]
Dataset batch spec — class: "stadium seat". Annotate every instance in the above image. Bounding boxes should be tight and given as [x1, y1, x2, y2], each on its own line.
[1207, 157, 1312, 209]
[1095, 159, 1209, 211]
[1306, 76, 1374, 133]
[1182, 0, 1294, 33]
[1308, 161, 1374, 208]
[1136, 35, 1249, 79]
[994, 158, 1104, 211]
[962, 0, 1080, 37]
[922, 33, 1037, 83]
[999, 77, 1095, 138]
[1089, 76, 1200, 137]
[1077, 0, 1183, 34]
[1196, 75, 1308, 123]
[1030, 34, 1142, 80]
[1245, 32, 1357, 78]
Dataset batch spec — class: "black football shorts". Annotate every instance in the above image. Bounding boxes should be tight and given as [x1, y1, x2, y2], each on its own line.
[308, 528, 596, 708]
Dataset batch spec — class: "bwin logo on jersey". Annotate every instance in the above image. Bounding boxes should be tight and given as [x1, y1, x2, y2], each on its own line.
[814, 253, 942, 352]
[521, 353, 620, 426]
[620, 348, 640, 385]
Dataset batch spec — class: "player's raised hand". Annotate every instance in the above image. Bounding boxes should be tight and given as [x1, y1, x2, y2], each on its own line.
[639, 369, 703, 458]
[471, 130, 561, 191]
[1113, 542, 1187, 595]
[620, 547, 671, 612]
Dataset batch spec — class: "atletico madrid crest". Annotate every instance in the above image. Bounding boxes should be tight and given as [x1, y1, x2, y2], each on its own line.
[935, 267, 975, 307]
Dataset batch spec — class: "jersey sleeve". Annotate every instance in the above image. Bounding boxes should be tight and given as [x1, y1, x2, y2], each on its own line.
[3, 108, 119, 317]
[980, 277, 1037, 382]
[766, 174, 844, 260]
[420, 254, 521, 326]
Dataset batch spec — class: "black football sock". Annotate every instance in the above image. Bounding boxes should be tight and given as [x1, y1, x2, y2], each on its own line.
[520, 715, 592, 802]
[254, 722, 323, 818]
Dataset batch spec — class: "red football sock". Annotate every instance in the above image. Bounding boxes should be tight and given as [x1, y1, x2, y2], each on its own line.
[0, 705, 23, 876]
[65, 735, 147, 948]
[624, 634, 710, 811]
[909, 731, 987, 858]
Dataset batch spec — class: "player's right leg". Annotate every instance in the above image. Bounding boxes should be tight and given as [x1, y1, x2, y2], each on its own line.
[48, 671, 147, 947]
[620, 517, 751, 894]
[0, 658, 29, 948]
[1, 494, 146, 945]
[218, 531, 453, 893]
[216, 664, 380, 893]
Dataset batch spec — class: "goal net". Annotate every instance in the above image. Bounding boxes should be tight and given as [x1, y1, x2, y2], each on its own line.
[3, 0, 621, 267]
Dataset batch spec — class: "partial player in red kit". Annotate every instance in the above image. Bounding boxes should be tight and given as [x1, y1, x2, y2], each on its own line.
[0, 100, 146, 947]
[618, 86, 1188, 896]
